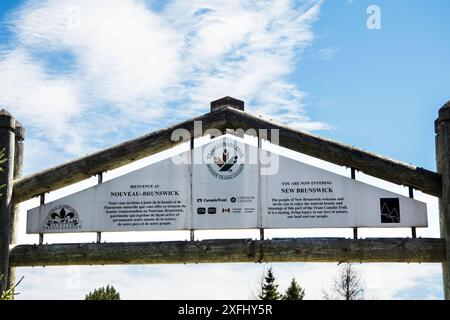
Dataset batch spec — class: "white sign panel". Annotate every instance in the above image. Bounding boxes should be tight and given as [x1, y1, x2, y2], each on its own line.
[192, 136, 259, 229]
[261, 153, 427, 228]
[27, 135, 428, 233]
[27, 152, 191, 233]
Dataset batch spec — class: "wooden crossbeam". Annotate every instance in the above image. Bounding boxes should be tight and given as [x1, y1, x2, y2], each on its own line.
[12, 107, 442, 204]
[227, 108, 442, 197]
[11, 109, 227, 204]
[9, 238, 445, 267]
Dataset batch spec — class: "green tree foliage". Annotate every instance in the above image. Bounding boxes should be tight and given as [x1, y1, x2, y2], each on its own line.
[258, 267, 282, 300]
[283, 278, 305, 300]
[85, 285, 120, 300]
[0, 275, 24, 300]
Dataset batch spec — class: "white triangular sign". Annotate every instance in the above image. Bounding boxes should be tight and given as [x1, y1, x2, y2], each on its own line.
[27, 135, 427, 233]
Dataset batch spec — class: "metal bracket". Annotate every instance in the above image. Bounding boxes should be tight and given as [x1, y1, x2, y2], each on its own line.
[409, 186, 417, 238]
[351, 168, 358, 239]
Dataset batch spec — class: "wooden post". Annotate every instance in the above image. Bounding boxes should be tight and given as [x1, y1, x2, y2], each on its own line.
[350, 168, 358, 239]
[7, 121, 24, 292]
[0, 109, 15, 292]
[436, 101, 450, 300]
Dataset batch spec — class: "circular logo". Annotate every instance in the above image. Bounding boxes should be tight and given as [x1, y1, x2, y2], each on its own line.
[230, 197, 237, 203]
[206, 140, 244, 180]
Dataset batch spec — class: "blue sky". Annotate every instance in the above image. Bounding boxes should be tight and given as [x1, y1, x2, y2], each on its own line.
[0, 0, 448, 299]
[297, 0, 450, 171]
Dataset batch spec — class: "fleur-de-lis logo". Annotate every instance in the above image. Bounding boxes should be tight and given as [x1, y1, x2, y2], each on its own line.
[45, 205, 81, 229]
[49, 208, 76, 224]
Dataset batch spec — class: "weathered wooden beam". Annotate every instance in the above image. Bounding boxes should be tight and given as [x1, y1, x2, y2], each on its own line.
[0, 109, 15, 291]
[7, 121, 24, 292]
[12, 106, 441, 204]
[9, 122, 24, 246]
[12, 109, 227, 204]
[435, 101, 450, 299]
[227, 108, 442, 197]
[9, 238, 445, 267]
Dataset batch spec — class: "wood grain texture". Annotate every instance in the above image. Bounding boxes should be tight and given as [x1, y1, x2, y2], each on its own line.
[9, 238, 445, 267]
[435, 101, 450, 299]
[9, 122, 24, 245]
[12, 107, 441, 204]
[0, 110, 15, 291]
[12, 109, 227, 204]
[7, 122, 24, 291]
[227, 108, 442, 197]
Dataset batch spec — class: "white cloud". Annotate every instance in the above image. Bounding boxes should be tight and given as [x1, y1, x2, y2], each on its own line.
[0, 49, 83, 151]
[0, 0, 327, 172]
[318, 47, 340, 61]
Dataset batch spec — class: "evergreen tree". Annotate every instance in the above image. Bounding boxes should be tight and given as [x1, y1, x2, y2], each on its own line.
[283, 278, 305, 300]
[85, 285, 120, 300]
[258, 267, 282, 300]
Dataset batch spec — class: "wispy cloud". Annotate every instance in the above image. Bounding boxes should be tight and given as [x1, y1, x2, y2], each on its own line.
[0, 0, 326, 173]
[317, 47, 340, 60]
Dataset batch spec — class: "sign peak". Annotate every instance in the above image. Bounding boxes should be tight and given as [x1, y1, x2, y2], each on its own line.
[211, 96, 244, 112]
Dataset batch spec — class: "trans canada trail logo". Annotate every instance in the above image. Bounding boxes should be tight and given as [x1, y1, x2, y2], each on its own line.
[380, 198, 400, 223]
[206, 140, 244, 180]
[44, 204, 82, 230]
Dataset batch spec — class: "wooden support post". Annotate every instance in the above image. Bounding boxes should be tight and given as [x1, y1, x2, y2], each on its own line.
[350, 168, 358, 239]
[436, 102, 450, 300]
[0, 109, 15, 292]
[409, 186, 414, 199]
[408, 187, 417, 238]
[257, 132, 264, 241]
[7, 121, 24, 292]
[353, 228, 358, 240]
[411, 227, 417, 239]
[9, 122, 24, 246]
[351, 168, 356, 180]
[96, 174, 103, 243]
[39, 194, 45, 245]
[189, 137, 195, 242]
